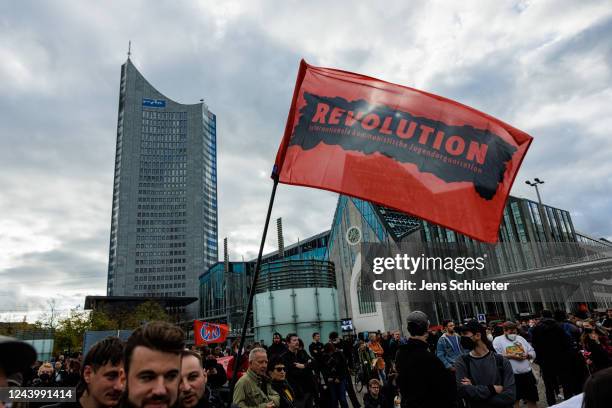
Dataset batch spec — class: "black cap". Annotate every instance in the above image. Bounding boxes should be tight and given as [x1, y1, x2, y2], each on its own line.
[0, 335, 37, 375]
[460, 320, 484, 335]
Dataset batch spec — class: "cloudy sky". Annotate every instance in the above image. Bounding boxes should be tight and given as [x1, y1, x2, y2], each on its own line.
[1, 0, 611, 321]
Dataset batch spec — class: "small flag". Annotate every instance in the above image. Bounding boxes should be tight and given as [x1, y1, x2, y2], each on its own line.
[194, 321, 229, 345]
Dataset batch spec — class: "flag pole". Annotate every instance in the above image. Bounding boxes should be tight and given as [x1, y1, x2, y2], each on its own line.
[228, 168, 280, 399]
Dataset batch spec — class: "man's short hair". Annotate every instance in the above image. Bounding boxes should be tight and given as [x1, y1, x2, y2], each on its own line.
[286, 333, 298, 343]
[83, 337, 124, 372]
[442, 319, 454, 328]
[368, 378, 381, 388]
[329, 331, 339, 340]
[77, 337, 124, 396]
[181, 349, 202, 365]
[312, 332, 320, 339]
[502, 321, 517, 331]
[124, 321, 185, 373]
[248, 347, 267, 362]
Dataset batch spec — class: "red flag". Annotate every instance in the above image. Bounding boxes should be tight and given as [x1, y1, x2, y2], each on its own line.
[194, 321, 229, 345]
[274, 60, 532, 243]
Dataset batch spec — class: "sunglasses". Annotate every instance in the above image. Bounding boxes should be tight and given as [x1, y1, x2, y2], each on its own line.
[274, 367, 286, 372]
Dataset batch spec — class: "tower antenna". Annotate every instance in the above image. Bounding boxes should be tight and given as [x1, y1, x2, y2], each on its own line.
[127, 41, 131, 59]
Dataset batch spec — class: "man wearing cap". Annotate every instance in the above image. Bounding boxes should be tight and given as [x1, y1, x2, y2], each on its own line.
[456, 320, 515, 408]
[394, 311, 456, 408]
[493, 322, 537, 408]
[0, 335, 37, 386]
[0, 336, 38, 408]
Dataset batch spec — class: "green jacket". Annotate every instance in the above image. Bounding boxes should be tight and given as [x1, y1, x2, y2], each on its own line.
[232, 369, 280, 408]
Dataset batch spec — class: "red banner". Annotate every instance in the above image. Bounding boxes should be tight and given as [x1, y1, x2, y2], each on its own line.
[274, 60, 532, 243]
[194, 321, 229, 345]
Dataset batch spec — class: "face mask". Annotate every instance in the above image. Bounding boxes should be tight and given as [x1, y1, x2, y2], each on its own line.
[460, 336, 475, 350]
[506, 334, 517, 341]
[487, 334, 494, 342]
[39, 373, 51, 382]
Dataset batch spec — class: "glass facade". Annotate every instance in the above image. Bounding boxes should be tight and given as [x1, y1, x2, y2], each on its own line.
[107, 59, 218, 318]
[199, 232, 333, 334]
[328, 193, 611, 329]
[199, 262, 253, 333]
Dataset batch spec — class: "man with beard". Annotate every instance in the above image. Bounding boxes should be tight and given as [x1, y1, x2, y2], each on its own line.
[436, 320, 463, 372]
[122, 321, 185, 408]
[178, 351, 222, 408]
[268, 333, 287, 360]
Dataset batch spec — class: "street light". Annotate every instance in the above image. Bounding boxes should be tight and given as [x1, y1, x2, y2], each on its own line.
[525, 178, 552, 242]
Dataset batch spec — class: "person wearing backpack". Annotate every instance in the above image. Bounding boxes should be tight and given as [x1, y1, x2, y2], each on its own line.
[455, 320, 515, 408]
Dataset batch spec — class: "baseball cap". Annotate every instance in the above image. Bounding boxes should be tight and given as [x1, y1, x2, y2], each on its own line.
[460, 320, 485, 335]
[406, 311, 429, 336]
[0, 336, 37, 375]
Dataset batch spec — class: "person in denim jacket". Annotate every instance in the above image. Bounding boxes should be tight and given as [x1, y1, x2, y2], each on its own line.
[436, 320, 464, 371]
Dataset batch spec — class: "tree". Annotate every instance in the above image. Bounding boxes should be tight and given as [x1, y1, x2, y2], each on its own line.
[125, 301, 170, 328]
[38, 299, 60, 330]
[89, 309, 119, 331]
[53, 308, 90, 354]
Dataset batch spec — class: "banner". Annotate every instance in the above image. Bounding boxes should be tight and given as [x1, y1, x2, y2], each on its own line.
[274, 60, 533, 243]
[194, 321, 229, 345]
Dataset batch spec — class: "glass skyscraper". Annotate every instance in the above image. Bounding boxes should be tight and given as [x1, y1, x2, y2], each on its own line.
[107, 58, 218, 317]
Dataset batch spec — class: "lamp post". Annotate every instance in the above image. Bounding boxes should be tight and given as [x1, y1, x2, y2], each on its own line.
[525, 178, 553, 242]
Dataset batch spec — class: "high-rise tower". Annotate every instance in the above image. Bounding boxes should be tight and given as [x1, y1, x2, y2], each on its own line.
[107, 58, 218, 317]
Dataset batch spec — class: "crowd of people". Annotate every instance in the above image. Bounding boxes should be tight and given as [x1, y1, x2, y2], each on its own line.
[1, 308, 612, 408]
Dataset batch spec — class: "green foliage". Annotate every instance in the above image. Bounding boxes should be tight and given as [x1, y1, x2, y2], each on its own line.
[89, 310, 119, 331]
[50, 301, 172, 354]
[54, 309, 90, 354]
[128, 301, 171, 327]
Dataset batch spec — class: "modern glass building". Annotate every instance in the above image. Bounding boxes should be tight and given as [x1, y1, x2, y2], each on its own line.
[253, 258, 340, 342]
[199, 261, 254, 335]
[198, 231, 338, 339]
[328, 194, 612, 333]
[107, 58, 218, 318]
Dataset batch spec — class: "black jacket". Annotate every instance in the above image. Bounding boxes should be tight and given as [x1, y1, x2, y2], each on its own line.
[204, 361, 227, 388]
[271, 380, 296, 408]
[363, 392, 386, 408]
[309, 341, 324, 366]
[531, 318, 574, 366]
[395, 338, 456, 408]
[282, 349, 315, 397]
[269, 342, 288, 359]
[322, 350, 349, 383]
